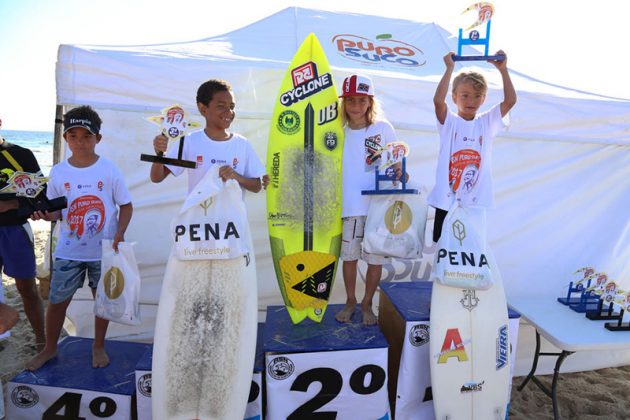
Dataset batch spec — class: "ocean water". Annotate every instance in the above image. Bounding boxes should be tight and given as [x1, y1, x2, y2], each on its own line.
[1, 130, 54, 175]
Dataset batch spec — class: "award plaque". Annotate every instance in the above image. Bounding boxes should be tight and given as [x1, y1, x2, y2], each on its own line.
[140, 104, 201, 168]
[453, 2, 505, 62]
[0, 171, 67, 217]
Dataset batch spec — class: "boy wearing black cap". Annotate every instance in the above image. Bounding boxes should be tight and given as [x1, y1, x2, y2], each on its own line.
[26, 105, 133, 371]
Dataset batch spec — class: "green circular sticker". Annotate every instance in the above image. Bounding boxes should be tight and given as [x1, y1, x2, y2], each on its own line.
[277, 110, 300, 135]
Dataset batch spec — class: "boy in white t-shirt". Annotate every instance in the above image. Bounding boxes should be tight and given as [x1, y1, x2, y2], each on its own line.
[150, 79, 267, 193]
[336, 74, 407, 326]
[428, 51, 517, 242]
[27, 106, 133, 371]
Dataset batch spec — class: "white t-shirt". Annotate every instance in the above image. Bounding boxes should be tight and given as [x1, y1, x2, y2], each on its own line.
[166, 130, 265, 193]
[427, 104, 507, 210]
[47, 157, 132, 261]
[341, 120, 397, 217]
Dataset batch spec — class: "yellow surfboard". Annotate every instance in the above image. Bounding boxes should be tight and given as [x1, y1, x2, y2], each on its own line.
[266, 33, 344, 324]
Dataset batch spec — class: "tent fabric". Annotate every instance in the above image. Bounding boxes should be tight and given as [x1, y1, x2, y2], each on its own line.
[55, 7, 630, 376]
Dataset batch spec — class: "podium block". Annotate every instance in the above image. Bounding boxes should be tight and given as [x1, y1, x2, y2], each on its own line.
[7, 337, 150, 420]
[378, 282, 521, 420]
[263, 304, 390, 420]
[134, 324, 265, 420]
[134, 346, 152, 420]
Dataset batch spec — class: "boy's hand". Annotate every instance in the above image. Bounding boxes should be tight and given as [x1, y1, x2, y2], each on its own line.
[443, 52, 456, 70]
[112, 232, 124, 253]
[0, 303, 19, 334]
[153, 134, 168, 155]
[219, 165, 239, 182]
[261, 174, 270, 189]
[30, 209, 60, 222]
[488, 50, 508, 70]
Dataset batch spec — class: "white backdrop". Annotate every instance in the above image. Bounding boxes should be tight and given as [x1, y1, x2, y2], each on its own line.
[57, 7, 630, 375]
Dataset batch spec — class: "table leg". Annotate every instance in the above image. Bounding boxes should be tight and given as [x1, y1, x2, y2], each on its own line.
[517, 330, 574, 420]
[518, 330, 541, 391]
[550, 350, 573, 420]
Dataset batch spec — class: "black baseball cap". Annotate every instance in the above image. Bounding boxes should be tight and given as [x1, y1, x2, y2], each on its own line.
[63, 115, 100, 135]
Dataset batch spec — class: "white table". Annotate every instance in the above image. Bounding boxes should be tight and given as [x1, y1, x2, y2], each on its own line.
[508, 297, 630, 419]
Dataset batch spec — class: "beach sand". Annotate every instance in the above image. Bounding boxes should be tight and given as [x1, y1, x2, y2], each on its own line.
[1, 221, 629, 419]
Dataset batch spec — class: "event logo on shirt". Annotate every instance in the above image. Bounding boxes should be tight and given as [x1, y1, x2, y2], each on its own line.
[197, 155, 203, 167]
[332, 33, 426, 68]
[232, 157, 238, 170]
[64, 182, 71, 191]
[97, 181, 104, 191]
[67, 194, 105, 240]
[449, 149, 481, 194]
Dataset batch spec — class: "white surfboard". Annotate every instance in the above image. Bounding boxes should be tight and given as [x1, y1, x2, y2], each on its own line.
[429, 219, 510, 419]
[152, 169, 257, 420]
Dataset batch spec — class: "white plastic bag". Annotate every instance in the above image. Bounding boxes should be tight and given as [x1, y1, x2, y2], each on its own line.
[170, 165, 249, 260]
[94, 240, 141, 325]
[363, 193, 427, 259]
[431, 203, 494, 290]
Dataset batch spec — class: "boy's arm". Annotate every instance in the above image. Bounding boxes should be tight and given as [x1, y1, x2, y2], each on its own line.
[489, 50, 517, 117]
[434, 52, 455, 125]
[0, 199, 18, 213]
[113, 202, 133, 252]
[150, 135, 172, 183]
[218, 166, 262, 193]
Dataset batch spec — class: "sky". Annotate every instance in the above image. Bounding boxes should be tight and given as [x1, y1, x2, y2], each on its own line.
[1, 0, 628, 131]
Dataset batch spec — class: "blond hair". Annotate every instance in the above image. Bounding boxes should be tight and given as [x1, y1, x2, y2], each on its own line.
[340, 96, 383, 127]
[452, 71, 487, 95]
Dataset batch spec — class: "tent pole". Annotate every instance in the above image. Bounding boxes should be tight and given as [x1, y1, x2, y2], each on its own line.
[53, 105, 63, 165]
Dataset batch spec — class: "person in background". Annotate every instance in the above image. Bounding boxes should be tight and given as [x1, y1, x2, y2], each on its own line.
[26, 106, 133, 371]
[0, 117, 46, 348]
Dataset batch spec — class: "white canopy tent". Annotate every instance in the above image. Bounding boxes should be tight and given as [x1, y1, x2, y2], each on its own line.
[55, 7, 630, 375]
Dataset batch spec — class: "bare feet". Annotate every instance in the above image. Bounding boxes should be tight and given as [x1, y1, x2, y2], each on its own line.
[361, 307, 378, 326]
[335, 304, 356, 323]
[26, 348, 57, 371]
[92, 345, 110, 368]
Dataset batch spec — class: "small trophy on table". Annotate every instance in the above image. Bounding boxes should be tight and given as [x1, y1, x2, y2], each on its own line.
[0, 171, 67, 217]
[140, 104, 200, 168]
[453, 2, 505, 62]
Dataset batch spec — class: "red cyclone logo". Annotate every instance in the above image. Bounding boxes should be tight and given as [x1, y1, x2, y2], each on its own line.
[332, 34, 426, 67]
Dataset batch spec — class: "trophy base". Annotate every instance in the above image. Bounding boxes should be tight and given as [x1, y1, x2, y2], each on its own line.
[140, 154, 197, 169]
[452, 54, 506, 62]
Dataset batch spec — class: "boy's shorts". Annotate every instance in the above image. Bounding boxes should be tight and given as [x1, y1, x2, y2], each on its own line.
[0, 223, 36, 280]
[340, 216, 389, 265]
[49, 259, 101, 305]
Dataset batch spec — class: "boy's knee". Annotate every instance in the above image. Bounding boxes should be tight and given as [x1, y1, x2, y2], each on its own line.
[15, 279, 38, 297]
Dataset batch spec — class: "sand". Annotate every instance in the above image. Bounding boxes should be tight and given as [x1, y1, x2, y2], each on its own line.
[1, 221, 629, 419]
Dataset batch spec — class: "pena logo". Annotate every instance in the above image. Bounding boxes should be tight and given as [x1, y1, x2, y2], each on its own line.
[385, 200, 412, 234]
[280, 61, 333, 106]
[333, 33, 426, 68]
[11, 385, 39, 408]
[268, 356, 295, 380]
[277, 110, 301, 135]
[104, 266, 125, 299]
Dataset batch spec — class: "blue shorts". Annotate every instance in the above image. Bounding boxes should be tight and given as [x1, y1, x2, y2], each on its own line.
[49, 259, 101, 305]
[0, 224, 36, 280]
